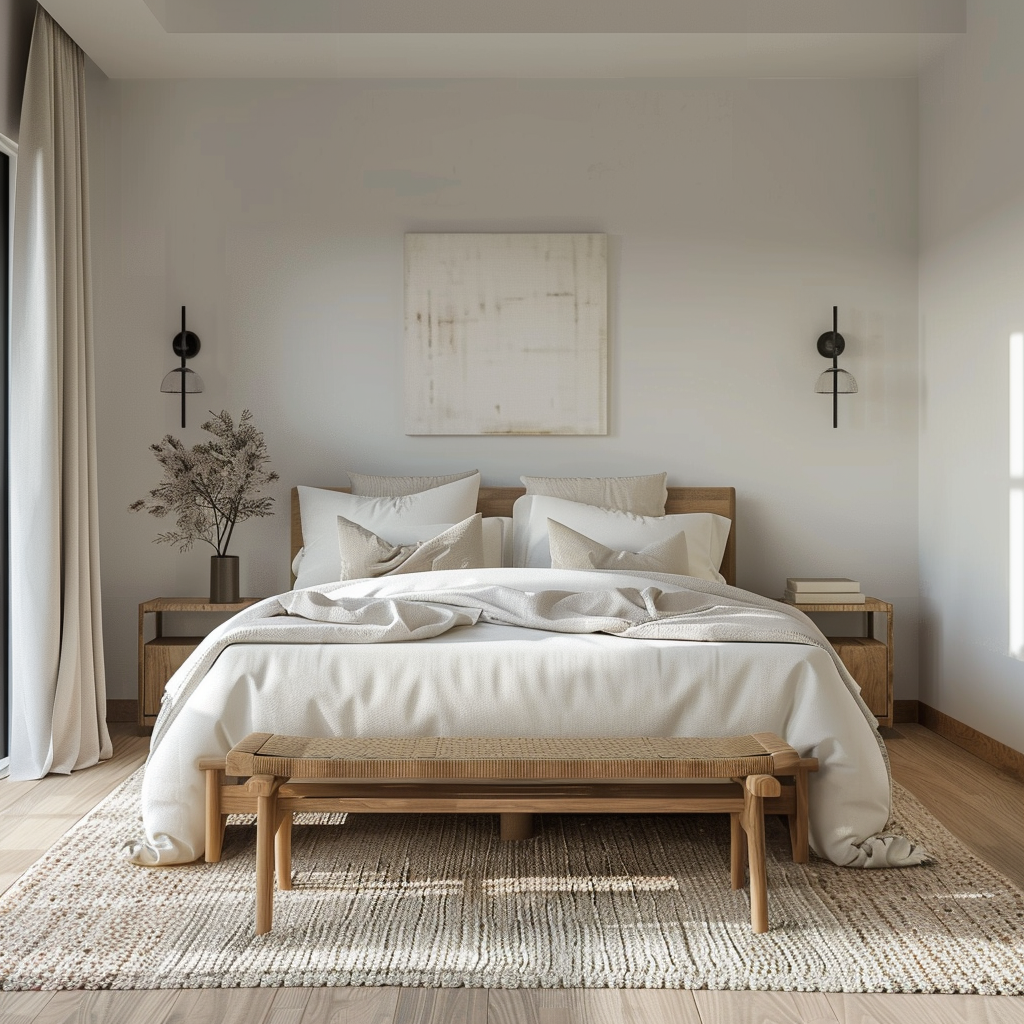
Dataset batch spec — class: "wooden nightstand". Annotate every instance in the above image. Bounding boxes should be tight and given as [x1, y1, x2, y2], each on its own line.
[138, 597, 260, 728]
[780, 597, 893, 727]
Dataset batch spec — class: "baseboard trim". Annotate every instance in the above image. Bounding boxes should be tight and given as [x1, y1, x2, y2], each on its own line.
[917, 701, 1024, 784]
[106, 699, 138, 723]
[893, 699, 919, 724]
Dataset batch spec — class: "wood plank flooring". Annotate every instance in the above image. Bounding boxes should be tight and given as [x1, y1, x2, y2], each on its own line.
[0, 723, 1021, 1024]
[885, 724, 1024, 890]
[0, 730, 148, 896]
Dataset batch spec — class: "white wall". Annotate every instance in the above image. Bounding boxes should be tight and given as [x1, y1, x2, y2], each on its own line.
[918, 0, 1024, 751]
[86, 75, 921, 702]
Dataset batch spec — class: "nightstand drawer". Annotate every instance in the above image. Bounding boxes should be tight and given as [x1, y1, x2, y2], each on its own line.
[829, 636, 887, 718]
[143, 637, 204, 719]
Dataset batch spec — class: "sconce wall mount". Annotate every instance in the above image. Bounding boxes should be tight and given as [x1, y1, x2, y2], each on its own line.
[816, 327, 845, 360]
[172, 325, 200, 361]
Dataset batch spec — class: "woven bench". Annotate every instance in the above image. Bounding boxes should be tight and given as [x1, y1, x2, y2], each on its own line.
[200, 732, 818, 936]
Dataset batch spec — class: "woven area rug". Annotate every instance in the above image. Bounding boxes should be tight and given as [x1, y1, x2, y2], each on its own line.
[0, 770, 1021, 993]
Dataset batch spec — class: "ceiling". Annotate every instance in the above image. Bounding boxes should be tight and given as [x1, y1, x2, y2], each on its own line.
[40, 0, 963, 80]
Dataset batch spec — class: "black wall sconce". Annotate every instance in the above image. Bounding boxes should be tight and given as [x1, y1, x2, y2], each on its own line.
[814, 306, 858, 428]
[160, 305, 204, 427]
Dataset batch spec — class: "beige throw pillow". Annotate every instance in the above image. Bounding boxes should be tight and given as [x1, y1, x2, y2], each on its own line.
[547, 518, 689, 575]
[337, 513, 484, 580]
[348, 469, 479, 498]
[521, 473, 668, 516]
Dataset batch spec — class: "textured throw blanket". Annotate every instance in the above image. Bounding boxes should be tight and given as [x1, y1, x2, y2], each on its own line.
[143, 574, 928, 869]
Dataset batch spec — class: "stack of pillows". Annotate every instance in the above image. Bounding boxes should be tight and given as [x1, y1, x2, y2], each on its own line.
[292, 470, 731, 589]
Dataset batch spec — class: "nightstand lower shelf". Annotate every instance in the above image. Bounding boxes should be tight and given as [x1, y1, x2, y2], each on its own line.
[142, 636, 204, 722]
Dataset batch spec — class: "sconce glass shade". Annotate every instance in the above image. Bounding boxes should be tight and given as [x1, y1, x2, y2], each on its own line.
[814, 368, 858, 394]
[160, 366, 205, 394]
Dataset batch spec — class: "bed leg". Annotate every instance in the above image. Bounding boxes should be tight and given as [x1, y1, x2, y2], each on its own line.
[730, 812, 746, 889]
[500, 813, 534, 841]
[204, 764, 226, 863]
[788, 766, 811, 864]
[742, 774, 780, 934]
[276, 811, 293, 890]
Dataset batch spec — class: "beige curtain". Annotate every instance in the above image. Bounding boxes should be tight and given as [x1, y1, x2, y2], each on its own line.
[9, 8, 110, 779]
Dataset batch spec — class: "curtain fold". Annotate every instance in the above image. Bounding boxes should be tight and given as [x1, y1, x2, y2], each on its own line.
[9, 7, 110, 779]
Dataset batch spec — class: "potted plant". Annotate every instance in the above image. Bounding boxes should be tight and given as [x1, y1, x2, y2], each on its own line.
[129, 409, 279, 603]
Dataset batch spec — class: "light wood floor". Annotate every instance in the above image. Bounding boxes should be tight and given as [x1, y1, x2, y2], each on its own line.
[0, 723, 1022, 1024]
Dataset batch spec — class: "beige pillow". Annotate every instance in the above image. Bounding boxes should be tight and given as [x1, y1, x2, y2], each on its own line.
[547, 518, 689, 575]
[337, 513, 484, 580]
[348, 469, 479, 498]
[521, 473, 668, 516]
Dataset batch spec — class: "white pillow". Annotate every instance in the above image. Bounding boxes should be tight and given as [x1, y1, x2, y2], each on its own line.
[295, 475, 480, 589]
[512, 494, 730, 582]
[348, 469, 479, 497]
[489, 516, 514, 569]
[547, 518, 688, 575]
[520, 473, 667, 516]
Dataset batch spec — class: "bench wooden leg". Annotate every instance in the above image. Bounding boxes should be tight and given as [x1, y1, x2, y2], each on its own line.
[204, 765, 227, 863]
[787, 764, 812, 864]
[276, 811, 293, 890]
[500, 813, 534, 841]
[730, 812, 746, 889]
[252, 775, 281, 936]
[741, 774, 780, 934]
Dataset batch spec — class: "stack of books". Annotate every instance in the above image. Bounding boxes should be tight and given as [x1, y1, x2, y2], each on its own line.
[784, 578, 865, 604]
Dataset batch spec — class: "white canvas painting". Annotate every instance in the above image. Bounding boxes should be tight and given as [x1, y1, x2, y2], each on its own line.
[404, 233, 607, 435]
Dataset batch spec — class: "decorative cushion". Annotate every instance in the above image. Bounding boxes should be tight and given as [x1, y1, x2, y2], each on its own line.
[348, 469, 480, 498]
[547, 518, 689, 575]
[294, 475, 480, 589]
[520, 473, 668, 516]
[338, 514, 484, 580]
[293, 516, 509, 583]
[512, 494, 730, 582]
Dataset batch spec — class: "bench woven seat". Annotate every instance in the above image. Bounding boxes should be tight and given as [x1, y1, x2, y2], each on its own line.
[202, 732, 818, 937]
[225, 733, 794, 781]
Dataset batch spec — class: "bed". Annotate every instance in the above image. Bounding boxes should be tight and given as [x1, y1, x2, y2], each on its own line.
[126, 483, 923, 870]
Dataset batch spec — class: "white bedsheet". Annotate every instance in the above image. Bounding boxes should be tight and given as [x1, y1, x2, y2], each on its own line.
[131, 568, 920, 869]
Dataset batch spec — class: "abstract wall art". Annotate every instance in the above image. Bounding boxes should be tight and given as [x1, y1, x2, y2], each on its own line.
[404, 233, 608, 435]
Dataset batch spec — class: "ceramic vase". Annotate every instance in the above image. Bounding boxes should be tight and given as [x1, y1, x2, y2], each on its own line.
[210, 555, 239, 604]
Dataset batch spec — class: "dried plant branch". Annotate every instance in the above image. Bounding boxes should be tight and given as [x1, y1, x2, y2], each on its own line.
[129, 409, 279, 556]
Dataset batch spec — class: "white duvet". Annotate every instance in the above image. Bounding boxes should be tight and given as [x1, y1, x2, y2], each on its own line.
[128, 568, 926, 869]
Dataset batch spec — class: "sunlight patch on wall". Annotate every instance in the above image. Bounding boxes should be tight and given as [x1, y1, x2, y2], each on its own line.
[1010, 333, 1024, 658]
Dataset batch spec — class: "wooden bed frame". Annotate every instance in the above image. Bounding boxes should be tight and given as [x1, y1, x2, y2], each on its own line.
[290, 485, 736, 585]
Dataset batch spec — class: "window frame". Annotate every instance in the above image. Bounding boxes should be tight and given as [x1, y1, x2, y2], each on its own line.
[0, 132, 15, 778]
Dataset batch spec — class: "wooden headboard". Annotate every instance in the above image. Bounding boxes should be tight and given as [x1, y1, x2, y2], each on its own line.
[291, 485, 736, 586]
